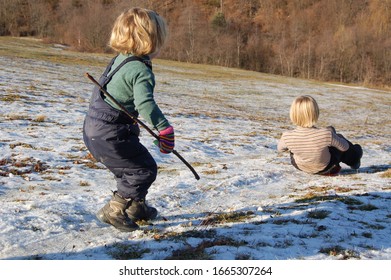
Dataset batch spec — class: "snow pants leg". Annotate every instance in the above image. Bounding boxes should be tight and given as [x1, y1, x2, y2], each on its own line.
[83, 118, 157, 200]
[333, 134, 363, 168]
[325, 126, 363, 168]
[108, 161, 157, 200]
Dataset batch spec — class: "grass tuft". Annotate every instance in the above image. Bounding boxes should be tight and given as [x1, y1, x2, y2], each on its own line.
[166, 237, 247, 260]
[380, 169, 391, 178]
[307, 210, 330, 219]
[200, 211, 255, 226]
[319, 245, 360, 259]
[108, 243, 150, 260]
[34, 115, 46, 122]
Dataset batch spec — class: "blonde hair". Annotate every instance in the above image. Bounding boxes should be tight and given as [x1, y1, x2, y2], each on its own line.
[289, 95, 319, 127]
[109, 7, 168, 56]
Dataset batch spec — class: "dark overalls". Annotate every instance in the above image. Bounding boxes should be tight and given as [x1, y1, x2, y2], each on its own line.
[83, 57, 157, 200]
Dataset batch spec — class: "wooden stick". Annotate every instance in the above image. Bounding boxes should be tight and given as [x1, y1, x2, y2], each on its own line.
[85, 73, 200, 180]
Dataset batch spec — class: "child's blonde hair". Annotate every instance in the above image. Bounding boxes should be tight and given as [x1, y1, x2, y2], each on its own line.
[109, 7, 168, 56]
[289, 95, 319, 127]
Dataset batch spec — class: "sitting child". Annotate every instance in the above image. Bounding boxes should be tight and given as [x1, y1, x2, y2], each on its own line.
[277, 95, 363, 175]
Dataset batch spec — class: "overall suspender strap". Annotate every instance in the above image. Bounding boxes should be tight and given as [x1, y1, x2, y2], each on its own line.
[102, 56, 152, 87]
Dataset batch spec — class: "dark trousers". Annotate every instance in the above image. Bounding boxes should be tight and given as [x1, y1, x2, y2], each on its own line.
[320, 134, 362, 172]
[290, 134, 362, 175]
[83, 116, 157, 200]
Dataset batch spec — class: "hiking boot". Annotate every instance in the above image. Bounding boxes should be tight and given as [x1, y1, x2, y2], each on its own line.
[96, 192, 139, 232]
[319, 164, 341, 176]
[350, 144, 363, 170]
[126, 199, 158, 221]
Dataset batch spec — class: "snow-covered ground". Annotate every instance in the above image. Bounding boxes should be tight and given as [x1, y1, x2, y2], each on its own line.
[0, 38, 390, 261]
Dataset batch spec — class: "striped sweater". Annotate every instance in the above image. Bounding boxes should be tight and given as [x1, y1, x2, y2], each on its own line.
[277, 126, 349, 173]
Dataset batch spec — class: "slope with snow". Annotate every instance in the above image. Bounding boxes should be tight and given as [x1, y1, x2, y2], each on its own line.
[0, 38, 390, 260]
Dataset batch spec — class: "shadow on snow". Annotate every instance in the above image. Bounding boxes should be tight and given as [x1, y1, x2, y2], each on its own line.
[5, 190, 390, 260]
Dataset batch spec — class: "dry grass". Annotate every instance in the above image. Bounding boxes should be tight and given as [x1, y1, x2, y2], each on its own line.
[0, 36, 110, 67]
[380, 168, 391, 178]
[34, 115, 46, 122]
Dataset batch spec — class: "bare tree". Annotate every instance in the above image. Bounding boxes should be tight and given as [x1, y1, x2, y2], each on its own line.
[1, 0, 389, 86]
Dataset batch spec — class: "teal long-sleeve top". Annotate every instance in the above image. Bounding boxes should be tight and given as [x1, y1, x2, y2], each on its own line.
[105, 53, 170, 131]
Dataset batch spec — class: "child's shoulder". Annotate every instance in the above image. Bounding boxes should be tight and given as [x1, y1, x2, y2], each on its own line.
[289, 126, 332, 135]
[112, 54, 150, 70]
[306, 126, 334, 135]
[316, 126, 332, 132]
[318, 126, 335, 135]
[121, 59, 151, 73]
[112, 57, 153, 82]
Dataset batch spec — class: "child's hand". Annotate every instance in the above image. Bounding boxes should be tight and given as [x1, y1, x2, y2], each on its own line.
[155, 126, 175, 154]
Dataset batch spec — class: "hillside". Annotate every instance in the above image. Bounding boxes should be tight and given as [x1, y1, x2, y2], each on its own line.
[0, 37, 390, 261]
[1, 0, 390, 86]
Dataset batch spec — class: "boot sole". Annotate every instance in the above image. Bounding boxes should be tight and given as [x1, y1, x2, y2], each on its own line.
[96, 209, 139, 232]
[127, 210, 158, 222]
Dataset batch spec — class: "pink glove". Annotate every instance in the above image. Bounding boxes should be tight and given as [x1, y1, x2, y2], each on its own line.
[156, 126, 175, 154]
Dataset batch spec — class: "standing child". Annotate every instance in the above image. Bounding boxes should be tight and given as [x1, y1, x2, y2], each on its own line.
[277, 95, 363, 175]
[83, 8, 174, 232]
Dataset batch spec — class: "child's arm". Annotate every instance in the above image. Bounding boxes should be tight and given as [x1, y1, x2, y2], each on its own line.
[330, 130, 349, 152]
[132, 66, 170, 131]
[277, 137, 288, 152]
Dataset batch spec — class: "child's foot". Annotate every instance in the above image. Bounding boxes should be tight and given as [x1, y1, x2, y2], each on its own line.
[126, 200, 158, 221]
[350, 144, 363, 170]
[318, 164, 341, 176]
[96, 192, 139, 232]
[323, 165, 341, 176]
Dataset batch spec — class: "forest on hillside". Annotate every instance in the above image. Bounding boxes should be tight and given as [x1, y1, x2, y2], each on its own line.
[1, 0, 390, 86]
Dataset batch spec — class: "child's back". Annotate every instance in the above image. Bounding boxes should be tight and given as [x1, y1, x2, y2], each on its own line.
[278, 95, 363, 175]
